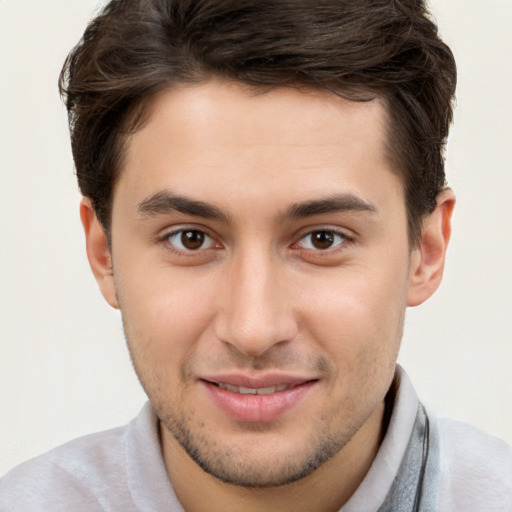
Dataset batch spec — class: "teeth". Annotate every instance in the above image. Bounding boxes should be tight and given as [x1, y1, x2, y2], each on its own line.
[217, 383, 291, 394]
[239, 386, 259, 394]
[221, 383, 240, 393]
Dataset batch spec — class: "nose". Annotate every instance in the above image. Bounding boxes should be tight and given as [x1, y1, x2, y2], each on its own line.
[214, 251, 298, 357]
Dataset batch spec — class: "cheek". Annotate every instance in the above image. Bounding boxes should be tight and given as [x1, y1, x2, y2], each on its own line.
[298, 265, 407, 371]
[302, 280, 403, 413]
[114, 264, 220, 360]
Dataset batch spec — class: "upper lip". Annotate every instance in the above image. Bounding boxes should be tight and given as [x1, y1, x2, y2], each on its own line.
[200, 374, 317, 388]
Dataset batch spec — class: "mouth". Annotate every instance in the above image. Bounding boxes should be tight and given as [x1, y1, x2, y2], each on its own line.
[214, 382, 297, 395]
[200, 376, 318, 423]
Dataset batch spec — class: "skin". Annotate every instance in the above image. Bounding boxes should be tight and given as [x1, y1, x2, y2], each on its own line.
[81, 79, 454, 512]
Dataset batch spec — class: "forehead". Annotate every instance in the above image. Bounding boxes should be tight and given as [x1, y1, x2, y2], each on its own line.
[133, 81, 389, 156]
[115, 79, 402, 219]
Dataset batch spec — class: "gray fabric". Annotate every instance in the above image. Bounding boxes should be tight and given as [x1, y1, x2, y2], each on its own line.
[2, 367, 511, 511]
[377, 404, 440, 512]
[0, 399, 441, 512]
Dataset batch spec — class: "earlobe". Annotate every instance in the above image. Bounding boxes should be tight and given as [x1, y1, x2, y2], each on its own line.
[80, 197, 119, 309]
[407, 188, 455, 307]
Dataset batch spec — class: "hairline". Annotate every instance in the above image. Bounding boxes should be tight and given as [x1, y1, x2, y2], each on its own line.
[100, 78, 425, 248]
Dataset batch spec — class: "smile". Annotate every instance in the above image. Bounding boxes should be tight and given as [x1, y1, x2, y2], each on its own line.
[215, 383, 292, 395]
[202, 377, 317, 422]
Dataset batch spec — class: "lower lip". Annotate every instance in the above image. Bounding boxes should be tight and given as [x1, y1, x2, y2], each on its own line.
[202, 380, 316, 423]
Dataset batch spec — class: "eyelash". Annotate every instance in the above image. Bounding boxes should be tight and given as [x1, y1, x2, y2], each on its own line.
[161, 228, 220, 254]
[159, 226, 354, 257]
[294, 228, 352, 252]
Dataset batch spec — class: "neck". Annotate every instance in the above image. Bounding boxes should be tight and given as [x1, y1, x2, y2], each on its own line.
[161, 400, 386, 512]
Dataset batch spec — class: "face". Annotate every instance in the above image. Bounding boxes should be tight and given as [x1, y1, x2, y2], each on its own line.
[102, 80, 421, 487]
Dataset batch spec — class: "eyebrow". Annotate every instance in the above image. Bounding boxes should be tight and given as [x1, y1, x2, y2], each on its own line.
[286, 194, 378, 219]
[138, 191, 230, 222]
[137, 191, 377, 223]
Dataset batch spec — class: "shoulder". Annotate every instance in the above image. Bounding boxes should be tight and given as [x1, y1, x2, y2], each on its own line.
[0, 425, 130, 512]
[436, 415, 512, 512]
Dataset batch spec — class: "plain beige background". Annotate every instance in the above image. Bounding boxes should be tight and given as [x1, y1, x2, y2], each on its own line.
[1, 0, 511, 476]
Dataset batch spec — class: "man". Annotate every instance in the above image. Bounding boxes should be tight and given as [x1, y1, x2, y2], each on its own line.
[1, 0, 511, 510]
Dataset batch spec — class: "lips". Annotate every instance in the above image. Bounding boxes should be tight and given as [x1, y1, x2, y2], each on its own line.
[201, 375, 317, 423]
[216, 382, 293, 395]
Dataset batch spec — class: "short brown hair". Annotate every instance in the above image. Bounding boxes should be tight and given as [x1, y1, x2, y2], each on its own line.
[59, 0, 456, 244]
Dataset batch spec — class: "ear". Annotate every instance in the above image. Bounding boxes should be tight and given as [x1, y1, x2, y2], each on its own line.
[407, 188, 455, 307]
[80, 197, 119, 309]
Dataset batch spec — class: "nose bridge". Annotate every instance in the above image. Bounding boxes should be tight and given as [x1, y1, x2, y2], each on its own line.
[215, 245, 297, 356]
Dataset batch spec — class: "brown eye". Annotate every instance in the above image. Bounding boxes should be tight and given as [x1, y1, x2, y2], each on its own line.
[181, 230, 205, 250]
[167, 229, 215, 251]
[297, 230, 346, 251]
[311, 231, 335, 249]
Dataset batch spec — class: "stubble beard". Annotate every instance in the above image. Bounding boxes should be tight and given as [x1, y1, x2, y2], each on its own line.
[128, 349, 362, 488]
[120, 303, 401, 489]
[120, 320, 360, 488]
[125, 336, 386, 489]
[157, 404, 356, 488]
